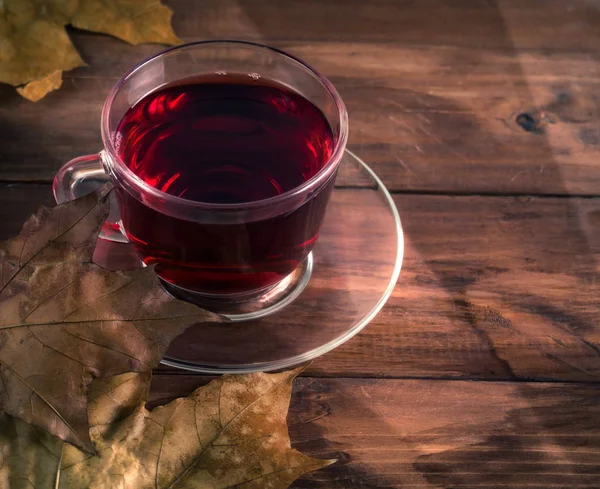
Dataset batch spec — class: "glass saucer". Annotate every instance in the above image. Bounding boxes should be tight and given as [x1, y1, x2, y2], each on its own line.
[162, 150, 404, 373]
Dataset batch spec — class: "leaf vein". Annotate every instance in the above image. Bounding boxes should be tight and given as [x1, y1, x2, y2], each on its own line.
[21, 276, 80, 323]
[0, 313, 204, 331]
[62, 328, 150, 369]
[0, 358, 85, 447]
[61, 275, 139, 322]
[28, 326, 98, 370]
[164, 374, 289, 489]
[0, 196, 105, 296]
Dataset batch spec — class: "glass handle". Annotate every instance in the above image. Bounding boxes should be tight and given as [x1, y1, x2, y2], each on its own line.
[52, 153, 128, 243]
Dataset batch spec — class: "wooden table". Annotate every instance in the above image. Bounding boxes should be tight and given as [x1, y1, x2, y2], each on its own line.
[2, 1, 600, 487]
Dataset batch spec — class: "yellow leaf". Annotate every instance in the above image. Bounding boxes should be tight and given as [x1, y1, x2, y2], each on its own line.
[16, 69, 63, 101]
[0, 0, 179, 100]
[0, 369, 334, 488]
[0, 15, 83, 86]
[71, 0, 181, 45]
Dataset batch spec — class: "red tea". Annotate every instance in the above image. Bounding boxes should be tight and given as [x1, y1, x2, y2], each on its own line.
[115, 75, 336, 294]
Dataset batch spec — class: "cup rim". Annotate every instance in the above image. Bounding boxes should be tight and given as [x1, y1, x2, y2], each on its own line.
[100, 39, 348, 210]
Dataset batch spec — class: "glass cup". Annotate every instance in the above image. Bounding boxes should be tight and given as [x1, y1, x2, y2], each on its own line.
[53, 40, 348, 317]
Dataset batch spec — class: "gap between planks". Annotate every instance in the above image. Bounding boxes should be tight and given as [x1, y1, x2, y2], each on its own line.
[2, 181, 600, 200]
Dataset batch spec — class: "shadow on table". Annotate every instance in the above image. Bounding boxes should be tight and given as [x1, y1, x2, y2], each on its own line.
[280, 0, 600, 486]
[413, 383, 600, 488]
[288, 378, 600, 488]
[395, 0, 600, 487]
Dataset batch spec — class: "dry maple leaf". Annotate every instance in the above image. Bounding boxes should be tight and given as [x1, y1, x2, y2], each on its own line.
[16, 70, 63, 101]
[0, 368, 333, 488]
[0, 185, 217, 452]
[70, 0, 181, 46]
[0, 3, 84, 87]
[0, 371, 151, 488]
[0, 0, 180, 100]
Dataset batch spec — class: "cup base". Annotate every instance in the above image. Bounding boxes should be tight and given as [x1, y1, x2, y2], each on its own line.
[161, 252, 313, 322]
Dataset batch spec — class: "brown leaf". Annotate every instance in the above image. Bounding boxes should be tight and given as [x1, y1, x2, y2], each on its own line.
[87, 371, 151, 427]
[0, 185, 218, 452]
[0, 372, 151, 489]
[16, 69, 63, 101]
[0, 369, 333, 488]
[0, 411, 64, 488]
[0, 0, 179, 100]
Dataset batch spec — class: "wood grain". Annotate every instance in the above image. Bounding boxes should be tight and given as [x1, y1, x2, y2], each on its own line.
[164, 0, 600, 51]
[4, 184, 599, 382]
[0, 1, 599, 195]
[160, 191, 600, 382]
[1, 2, 599, 487]
[148, 374, 600, 488]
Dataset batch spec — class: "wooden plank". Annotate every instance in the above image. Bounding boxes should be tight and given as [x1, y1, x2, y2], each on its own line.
[354, 193, 600, 382]
[159, 192, 600, 382]
[64, 39, 600, 196]
[3, 184, 599, 382]
[1, 40, 598, 194]
[148, 375, 600, 488]
[161, 0, 600, 51]
[3, 0, 600, 194]
[0, 184, 56, 237]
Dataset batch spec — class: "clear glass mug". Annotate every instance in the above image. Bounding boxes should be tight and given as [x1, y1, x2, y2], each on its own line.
[53, 40, 348, 316]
